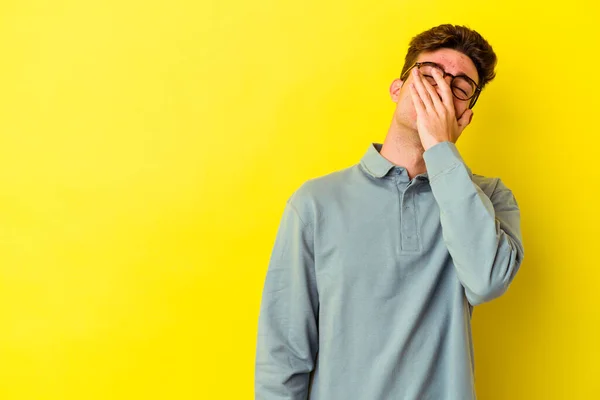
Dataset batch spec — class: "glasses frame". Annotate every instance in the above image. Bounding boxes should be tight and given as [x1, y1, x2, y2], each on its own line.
[400, 61, 482, 109]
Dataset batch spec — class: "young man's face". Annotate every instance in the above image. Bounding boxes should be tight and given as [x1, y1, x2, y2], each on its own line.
[389, 48, 480, 133]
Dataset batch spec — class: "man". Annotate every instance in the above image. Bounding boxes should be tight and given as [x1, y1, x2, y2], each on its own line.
[255, 24, 524, 399]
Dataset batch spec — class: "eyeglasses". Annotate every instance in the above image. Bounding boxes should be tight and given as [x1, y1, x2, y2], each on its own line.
[400, 61, 482, 109]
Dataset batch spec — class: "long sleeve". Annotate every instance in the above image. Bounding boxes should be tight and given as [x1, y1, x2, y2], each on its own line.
[423, 141, 525, 306]
[255, 198, 319, 400]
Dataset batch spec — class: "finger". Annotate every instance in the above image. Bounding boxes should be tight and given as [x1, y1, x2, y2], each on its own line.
[457, 109, 473, 134]
[411, 69, 436, 114]
[409, 83, 426, 118]
[419, 70, 446, 115]
[430, 68, 455, 113]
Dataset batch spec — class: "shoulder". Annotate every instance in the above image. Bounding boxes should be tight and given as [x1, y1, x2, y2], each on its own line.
[286, 164, 360, 226]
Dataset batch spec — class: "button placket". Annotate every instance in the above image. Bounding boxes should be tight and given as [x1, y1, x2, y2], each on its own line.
[400, 184, 420, 253]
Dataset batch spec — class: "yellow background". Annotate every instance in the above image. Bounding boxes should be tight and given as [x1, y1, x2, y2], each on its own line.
[0, 0, 598, 399]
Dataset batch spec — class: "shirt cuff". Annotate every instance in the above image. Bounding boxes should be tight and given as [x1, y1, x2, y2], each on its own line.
[423, 141, 473, 180]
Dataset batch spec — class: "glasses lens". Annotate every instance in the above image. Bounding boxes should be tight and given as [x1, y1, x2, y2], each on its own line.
[451, 77, 475, 100]
[418, 63, 476, 100]
[418, 64, 439, 86]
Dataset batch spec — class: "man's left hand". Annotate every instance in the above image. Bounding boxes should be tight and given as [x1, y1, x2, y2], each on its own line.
[409, 67, 473, 151]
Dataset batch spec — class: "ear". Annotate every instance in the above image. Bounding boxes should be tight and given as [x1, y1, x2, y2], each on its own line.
[389, 79, 404, 103]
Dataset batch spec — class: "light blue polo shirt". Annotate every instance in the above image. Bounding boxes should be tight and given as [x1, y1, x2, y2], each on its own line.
[255, 141, 524, 399]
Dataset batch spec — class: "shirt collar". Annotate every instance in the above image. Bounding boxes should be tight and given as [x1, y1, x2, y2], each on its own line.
[360, 143, 430, 181]
[360, 143, 395, 178]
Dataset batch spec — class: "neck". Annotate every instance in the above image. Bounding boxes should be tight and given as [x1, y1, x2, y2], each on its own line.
[380, 120, 427, 180]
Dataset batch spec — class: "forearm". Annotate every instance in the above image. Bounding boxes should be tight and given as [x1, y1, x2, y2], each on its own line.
[424, 142, 524, 305]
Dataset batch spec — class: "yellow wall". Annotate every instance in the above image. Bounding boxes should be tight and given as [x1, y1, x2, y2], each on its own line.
[0, 0, 598, 398]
